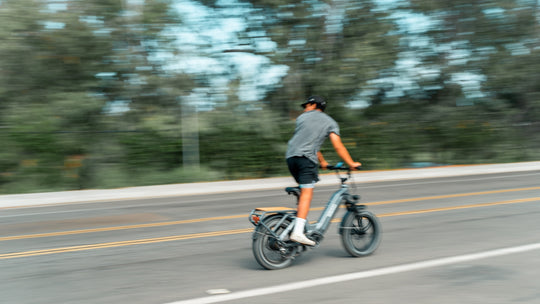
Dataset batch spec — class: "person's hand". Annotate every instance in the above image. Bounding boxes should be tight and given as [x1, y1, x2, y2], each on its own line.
[349, 162, 362, 170]
[320, 161, 329, 169]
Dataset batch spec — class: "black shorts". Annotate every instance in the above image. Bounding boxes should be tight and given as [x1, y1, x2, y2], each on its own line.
[287, 156, 319, 187]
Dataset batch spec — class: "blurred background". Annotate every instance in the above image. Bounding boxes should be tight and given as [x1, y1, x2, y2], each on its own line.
[1, 0, 539, 194]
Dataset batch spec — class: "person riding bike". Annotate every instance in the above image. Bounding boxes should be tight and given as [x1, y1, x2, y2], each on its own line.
[286, 96, 361, 246]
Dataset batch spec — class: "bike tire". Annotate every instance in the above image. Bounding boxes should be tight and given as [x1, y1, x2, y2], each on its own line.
[340, 210, 381, 257]
[252, 214, 295, 270]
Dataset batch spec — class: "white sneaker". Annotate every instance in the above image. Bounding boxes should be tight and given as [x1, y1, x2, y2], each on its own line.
[290, 233, 316, 246]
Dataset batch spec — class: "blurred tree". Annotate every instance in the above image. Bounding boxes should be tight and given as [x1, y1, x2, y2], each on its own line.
[0, 0, 193, 192]
[352, 0, 540, 165]
[197, 101, 290, 179]
[406, 0, 539, 103]
[229, 0, 400, 118]
[2, 0, 539, 193]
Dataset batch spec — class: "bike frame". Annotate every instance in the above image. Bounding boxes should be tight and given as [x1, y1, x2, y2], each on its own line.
[249, 168, 358, 244]
[309, 183, 349, 234]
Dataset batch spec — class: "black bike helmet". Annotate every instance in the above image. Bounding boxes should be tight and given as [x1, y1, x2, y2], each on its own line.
[301, 95, 327, 112]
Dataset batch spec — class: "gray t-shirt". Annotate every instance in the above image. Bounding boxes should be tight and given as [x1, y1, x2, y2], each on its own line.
[286, 110, 340, 164]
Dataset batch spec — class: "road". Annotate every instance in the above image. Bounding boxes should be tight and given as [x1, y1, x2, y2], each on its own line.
[1, 170, 540, 304]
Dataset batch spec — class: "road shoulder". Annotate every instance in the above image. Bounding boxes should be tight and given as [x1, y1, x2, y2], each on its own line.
[1, 161, 540, 209]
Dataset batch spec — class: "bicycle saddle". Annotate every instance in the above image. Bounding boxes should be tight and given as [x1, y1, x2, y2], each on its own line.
[285, 187, 300, 197]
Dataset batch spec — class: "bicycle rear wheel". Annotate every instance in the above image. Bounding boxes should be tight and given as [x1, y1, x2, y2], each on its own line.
[340, 210, 381, 257]
[252, 215, 296, 270]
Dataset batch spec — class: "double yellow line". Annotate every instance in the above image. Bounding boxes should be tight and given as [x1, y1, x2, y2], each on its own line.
[1, 186, 539, 260]
[0, 228, 252, 260]
[0, 214, 247, 242]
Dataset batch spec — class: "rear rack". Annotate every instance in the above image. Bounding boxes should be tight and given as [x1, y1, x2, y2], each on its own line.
[249, 207, 296, 226]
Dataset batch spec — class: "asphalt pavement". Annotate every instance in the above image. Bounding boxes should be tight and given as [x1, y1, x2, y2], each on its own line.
[1, 161, 540, 209]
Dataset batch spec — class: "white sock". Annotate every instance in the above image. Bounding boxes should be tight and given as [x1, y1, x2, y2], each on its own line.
[293, 218, 306, 235]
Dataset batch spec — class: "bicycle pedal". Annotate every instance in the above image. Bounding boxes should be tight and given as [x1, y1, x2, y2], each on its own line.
[302, 240, 319, 248]
[309, 242, 320, 248]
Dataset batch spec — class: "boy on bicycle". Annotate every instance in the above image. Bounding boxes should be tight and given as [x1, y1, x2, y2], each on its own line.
[286, 96, 361, 246]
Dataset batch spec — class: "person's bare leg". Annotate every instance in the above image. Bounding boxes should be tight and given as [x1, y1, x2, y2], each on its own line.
[296, 187, 313, 219]
[291, 187, 316, 246]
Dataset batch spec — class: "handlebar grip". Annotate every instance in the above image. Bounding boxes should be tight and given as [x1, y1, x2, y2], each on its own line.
[324, 164, 362, 171]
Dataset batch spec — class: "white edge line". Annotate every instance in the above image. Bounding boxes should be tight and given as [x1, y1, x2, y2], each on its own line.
[166, 242, 540, 304]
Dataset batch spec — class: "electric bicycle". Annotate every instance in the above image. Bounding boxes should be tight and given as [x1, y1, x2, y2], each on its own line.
[249, 163, 381, 270]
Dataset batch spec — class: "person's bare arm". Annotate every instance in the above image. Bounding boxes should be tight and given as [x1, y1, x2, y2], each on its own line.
[317, 151, 329, 169]
[329, 133, 361, 169]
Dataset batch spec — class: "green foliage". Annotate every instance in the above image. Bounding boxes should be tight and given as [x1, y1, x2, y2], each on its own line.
[119, 130, 181, 170]
[0, 0, 194, 193]
[198, 103, 291, 179]
[91, 164, 225, 189]
[1, 0, 539, 194]
[243, 1, 400, 116]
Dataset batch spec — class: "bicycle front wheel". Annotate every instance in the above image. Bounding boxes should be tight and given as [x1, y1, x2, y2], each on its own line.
[340, 210, 381, 257]
[252, 215, 296, 270]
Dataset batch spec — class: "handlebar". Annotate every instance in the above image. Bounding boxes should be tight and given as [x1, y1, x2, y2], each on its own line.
[323, 162, 362, 171]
